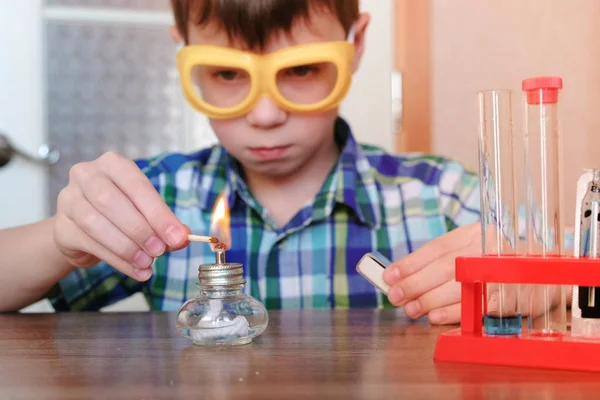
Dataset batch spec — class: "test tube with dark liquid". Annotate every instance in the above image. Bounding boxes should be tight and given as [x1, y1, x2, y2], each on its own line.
[578, 171, 600, 318]
[522, 77, 567, 336]
[477, 89, 522, 335]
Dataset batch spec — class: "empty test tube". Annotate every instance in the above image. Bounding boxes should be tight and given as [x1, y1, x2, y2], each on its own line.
[477, 89, 522, 335]
[522, 77, 567, 336]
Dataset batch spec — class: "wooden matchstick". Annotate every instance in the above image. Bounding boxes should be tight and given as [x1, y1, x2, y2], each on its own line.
[187, 234, 219, 243]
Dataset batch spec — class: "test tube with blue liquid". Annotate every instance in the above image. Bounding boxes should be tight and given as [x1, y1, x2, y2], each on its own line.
[478, 89, 522, 335]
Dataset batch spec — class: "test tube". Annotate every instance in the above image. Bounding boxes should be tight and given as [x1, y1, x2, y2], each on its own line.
[522, 76, 567, 336]
[477, 89, 522, 335]
[571, 169, 600, 337]
[578, 170, 600, 318]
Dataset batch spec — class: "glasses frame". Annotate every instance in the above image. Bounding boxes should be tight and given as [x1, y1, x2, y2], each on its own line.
[176, 41, 355, 119]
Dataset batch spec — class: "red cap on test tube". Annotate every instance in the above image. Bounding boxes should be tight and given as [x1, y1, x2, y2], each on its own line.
[521, 75, 567, 336]
[522, 76, 563, 105]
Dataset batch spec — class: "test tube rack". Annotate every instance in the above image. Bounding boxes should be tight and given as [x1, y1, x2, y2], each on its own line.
[433, 256, 600, 372]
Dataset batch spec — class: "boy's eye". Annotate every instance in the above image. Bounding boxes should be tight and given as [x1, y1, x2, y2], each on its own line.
[215, 70, 239, 80]
[286, 65, 319, 77]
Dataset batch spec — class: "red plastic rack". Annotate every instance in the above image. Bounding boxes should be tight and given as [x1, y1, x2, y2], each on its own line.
[433, 256, 600, 372]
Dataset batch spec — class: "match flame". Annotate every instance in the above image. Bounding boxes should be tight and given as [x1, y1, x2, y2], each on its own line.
[210, 194, 231, 251]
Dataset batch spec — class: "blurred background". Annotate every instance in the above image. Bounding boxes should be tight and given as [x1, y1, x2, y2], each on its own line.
[1, 0, 599, 312]
[397, 0, 600, 223]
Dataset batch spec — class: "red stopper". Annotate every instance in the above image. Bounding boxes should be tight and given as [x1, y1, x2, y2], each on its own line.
[522, 76, 563, 105]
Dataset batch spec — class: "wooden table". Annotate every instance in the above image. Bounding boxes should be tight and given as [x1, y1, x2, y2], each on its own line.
[1, 310, 600, 399]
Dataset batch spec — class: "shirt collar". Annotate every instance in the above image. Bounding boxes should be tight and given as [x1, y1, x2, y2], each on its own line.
[330, 118, 381, 229]
[198, 118, 382, 230]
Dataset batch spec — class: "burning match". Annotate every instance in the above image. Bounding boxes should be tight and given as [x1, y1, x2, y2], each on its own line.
[187, 234, 219, 244]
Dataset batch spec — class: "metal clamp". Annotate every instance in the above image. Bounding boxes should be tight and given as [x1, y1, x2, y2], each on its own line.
[0, 132, 60, 168]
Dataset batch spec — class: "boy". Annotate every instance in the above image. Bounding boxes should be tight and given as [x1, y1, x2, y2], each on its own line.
[0, 0, 481, 324]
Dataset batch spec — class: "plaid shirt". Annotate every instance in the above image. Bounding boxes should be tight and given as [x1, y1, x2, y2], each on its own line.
[50, 118, 481, 311]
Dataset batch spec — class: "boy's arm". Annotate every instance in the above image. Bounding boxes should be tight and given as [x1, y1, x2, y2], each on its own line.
[382, 160, 482, 325]
[0, 151, 190, 312]
[0, 217, 74, 312]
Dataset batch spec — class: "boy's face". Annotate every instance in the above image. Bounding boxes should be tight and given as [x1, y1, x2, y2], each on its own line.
[181, 11, 369, 180]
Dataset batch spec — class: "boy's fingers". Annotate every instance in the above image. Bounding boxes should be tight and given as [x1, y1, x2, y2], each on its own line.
[59, 215, 152, 281]
[99, 152, 187, 248]
[79, 171, 166, 258]
[403, 280, 460, 320]
[387, 252, 455, 306]
[70, 193, 153, 269]
[428, 303, 461, 325]
[383, 244, 445, 285]
[383, 223, 481, 285]
[166, 224, 192, 252]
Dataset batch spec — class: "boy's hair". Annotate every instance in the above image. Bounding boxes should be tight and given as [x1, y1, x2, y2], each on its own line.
[170, 0, 359, 49]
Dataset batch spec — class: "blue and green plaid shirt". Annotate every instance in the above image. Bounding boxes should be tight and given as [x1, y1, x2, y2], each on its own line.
[50, 118, 481, 311]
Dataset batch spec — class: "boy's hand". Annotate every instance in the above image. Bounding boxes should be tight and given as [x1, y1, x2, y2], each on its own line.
[53, 152, 189, 281]
[383, 223, 481, 325]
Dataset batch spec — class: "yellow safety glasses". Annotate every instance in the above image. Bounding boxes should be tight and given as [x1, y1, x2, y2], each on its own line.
[176, 40, 355, 119]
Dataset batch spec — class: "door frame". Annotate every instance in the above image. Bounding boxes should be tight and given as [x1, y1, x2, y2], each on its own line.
[395, 0, 431, 154]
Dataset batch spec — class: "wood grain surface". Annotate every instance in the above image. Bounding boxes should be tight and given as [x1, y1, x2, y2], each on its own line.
[1, 310, 599, 399]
